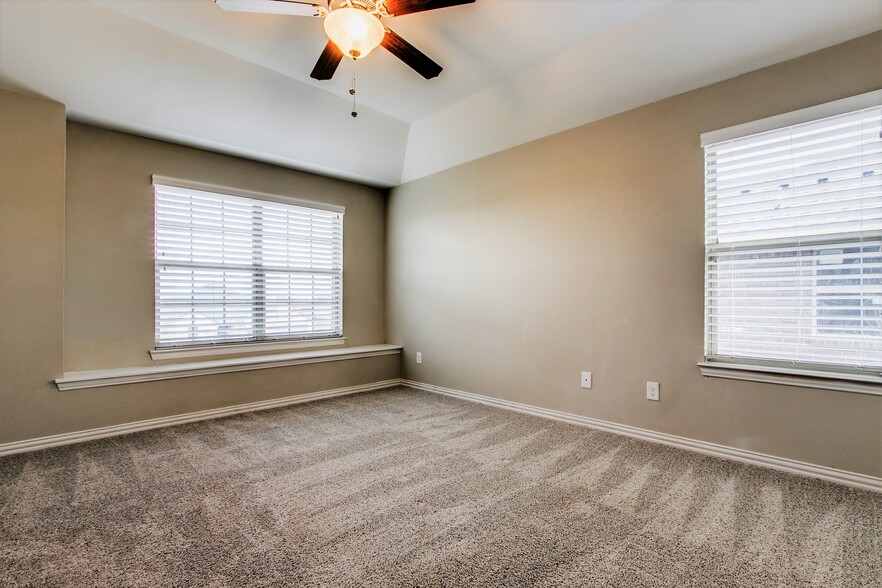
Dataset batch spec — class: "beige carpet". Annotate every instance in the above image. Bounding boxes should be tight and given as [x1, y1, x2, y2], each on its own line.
[1, 386, 880, 587]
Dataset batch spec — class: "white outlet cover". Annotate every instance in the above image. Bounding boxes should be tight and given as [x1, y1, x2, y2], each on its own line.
[581, 371, 592, 389]
[646, 381, 660, 401]
[416, 351, 422, 364]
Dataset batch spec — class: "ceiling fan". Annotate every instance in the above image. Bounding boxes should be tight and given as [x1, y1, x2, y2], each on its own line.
[215, 0, 476, 81]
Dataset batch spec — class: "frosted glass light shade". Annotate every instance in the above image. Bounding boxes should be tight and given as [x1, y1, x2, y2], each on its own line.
[323, 7, 385, 59]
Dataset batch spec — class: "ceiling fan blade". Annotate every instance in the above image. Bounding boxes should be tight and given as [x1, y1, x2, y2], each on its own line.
[310, 41, 345, 80]
[381, 29, 442, 80]
[382, 0, 475, 17]
[215, 0, 326, 17]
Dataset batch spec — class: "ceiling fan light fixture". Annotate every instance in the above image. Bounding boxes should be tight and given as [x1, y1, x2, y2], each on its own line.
[323, 7, 385, 59]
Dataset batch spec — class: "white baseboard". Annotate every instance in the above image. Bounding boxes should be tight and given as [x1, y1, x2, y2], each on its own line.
[0, 379, 401, 457]
[401, 379, 882, 493]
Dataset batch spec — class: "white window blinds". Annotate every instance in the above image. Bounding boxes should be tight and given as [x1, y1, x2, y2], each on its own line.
[154, 183, 343, 348]
[704, 99, 882, 373]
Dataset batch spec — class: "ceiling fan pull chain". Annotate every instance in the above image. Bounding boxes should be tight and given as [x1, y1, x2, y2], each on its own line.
[350, 65, 358, 118]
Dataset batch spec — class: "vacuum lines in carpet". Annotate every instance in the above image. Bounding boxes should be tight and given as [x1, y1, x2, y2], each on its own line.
[1, 387, 880, 587]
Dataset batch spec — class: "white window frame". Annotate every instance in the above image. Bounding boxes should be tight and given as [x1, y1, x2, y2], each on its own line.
[152, 176, 344, 359]
[699, 91, 882, 395]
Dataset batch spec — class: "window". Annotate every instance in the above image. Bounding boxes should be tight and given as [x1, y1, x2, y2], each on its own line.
[703, 92, 882, 378]
[154, 179, 343, 348]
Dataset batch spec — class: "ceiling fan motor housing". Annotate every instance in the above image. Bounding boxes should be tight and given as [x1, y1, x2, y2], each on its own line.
[329, 0, 386, 15]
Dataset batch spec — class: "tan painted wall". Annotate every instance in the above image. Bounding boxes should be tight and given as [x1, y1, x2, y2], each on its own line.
[0, 89, 66, 445]
[387, 32, 882, 477]
[0, 98, 396, 446]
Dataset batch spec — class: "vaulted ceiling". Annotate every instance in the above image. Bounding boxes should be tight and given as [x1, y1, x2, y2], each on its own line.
[1, 0, 879, 187]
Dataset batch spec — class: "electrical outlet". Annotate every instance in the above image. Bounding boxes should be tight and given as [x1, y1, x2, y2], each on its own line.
[416, 351, 422, 364]
[646, 381, 660, 401]
[581, 371, 592, 389]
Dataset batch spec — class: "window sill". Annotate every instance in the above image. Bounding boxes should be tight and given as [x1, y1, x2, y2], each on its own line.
[698, 362, 882, 396]
[56, 344, 401, 391]
[149, 337, 347, 360]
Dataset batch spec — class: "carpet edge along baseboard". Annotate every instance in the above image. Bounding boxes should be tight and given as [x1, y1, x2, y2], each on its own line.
[2, 377, 879, 494]
[401, 379, 882, 494]
[0, 379, 401, 457]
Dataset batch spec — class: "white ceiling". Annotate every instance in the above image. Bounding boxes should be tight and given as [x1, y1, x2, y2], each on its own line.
[1, 0, 879, 187]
